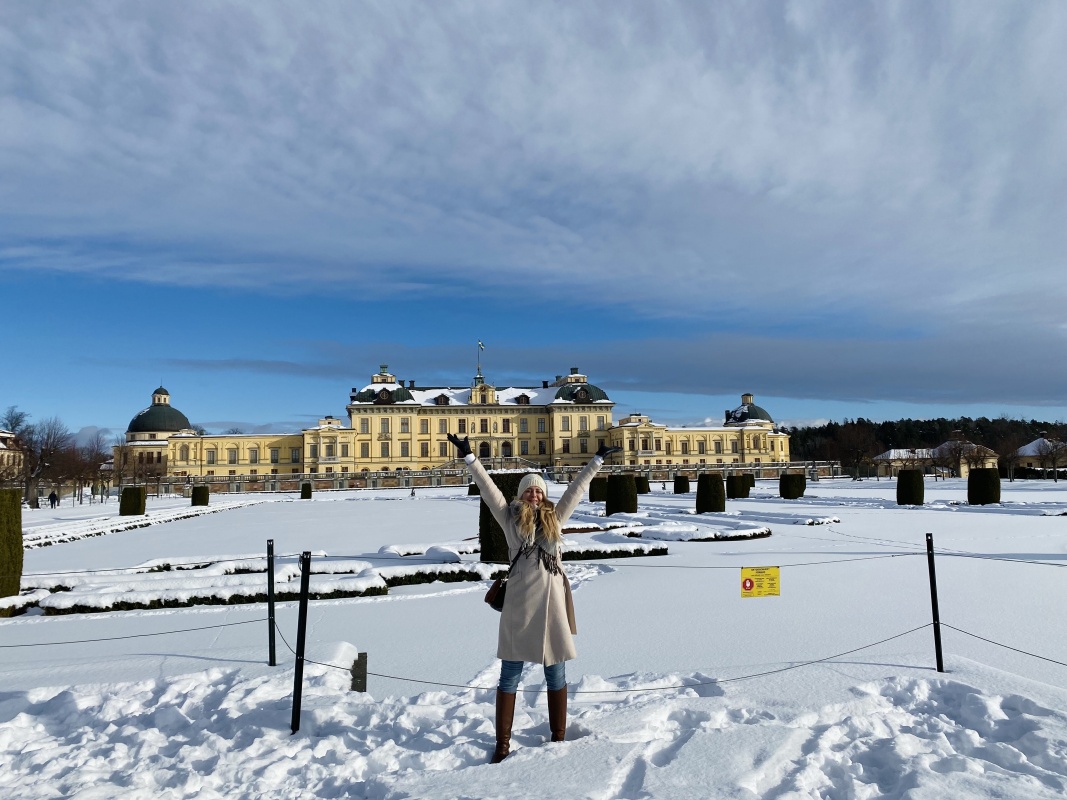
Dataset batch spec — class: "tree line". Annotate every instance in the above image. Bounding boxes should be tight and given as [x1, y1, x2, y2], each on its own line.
[1, 406, 111, 508]
[786, 416, 1067, 477]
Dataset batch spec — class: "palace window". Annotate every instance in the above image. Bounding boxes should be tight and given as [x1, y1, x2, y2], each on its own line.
[439, 419, 448, 434]
[480, 419, 489, 434]
[580, 439, 588, 453]
[401, 442, 410, 457]
[579, 416, 588, 431]
[270, 448, 279, 464]
[309, 445, 318, 459]
[324, 444, 334, 458]
[597, 415, 606, 430]
[420, 419, 429, 434]
[697, 441, 705, 455]
[714, 441, 722, 454]
[228, 449, 238, 464]
[516, 394, 530, 405]
[502, 419, 511, 433]
[361, 443, 370, 458]
[561, 416, 571, 432]
[538, 441, 546, 455]
[537, 418, 545, 433]
[291, 448, 300, 463]
[381, 442, 390, 458]
[179, 445, 189, 462]
[458, 419, 467, 434]
[249, 448, 259, 464]
[681, 441, 689, 455]
[341, 443, 349, 457]
[380, 419, 390, 434]
[206, 450, 216, 465]
[400, 418, 410, 434]
[360, 419, 369, 434]
[520, 440, 529, 455]
[519, 418, 528, 433]
[731, 441, 738, 453]
[420, 442, 429, 458]
[562, 439, 570, 453]
[439, 442, 448, 457]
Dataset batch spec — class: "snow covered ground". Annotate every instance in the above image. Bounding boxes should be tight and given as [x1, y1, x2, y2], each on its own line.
[3, 478, 1067, 798]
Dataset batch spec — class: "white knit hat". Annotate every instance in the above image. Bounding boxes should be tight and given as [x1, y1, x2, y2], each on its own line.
[517, 472, 548, 499]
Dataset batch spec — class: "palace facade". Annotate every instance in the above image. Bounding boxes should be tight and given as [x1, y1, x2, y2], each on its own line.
[113, 365, 790, 485]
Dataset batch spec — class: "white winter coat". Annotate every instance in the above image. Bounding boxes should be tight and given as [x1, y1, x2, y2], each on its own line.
[465, 454, 604, 665]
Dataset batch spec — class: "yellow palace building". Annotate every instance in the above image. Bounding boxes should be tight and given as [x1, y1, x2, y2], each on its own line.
[114, 365, 791, 490]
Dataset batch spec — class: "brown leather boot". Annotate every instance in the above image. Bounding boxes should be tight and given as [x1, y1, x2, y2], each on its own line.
[547, 685, 568, 742]
[491, 690, 516, 763]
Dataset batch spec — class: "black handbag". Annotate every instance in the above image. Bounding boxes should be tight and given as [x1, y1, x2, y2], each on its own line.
[485, 553, 521, 612]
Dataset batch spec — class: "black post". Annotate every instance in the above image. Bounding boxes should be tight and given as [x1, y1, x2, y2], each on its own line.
[351, 652, 368, 692]
[291, 550, 312, 734]
[267, 539, 276, 667]
[925, 533, 945, 673]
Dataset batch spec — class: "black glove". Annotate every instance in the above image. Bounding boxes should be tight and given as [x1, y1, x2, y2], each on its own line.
[596, 444, 622, 459]
[447, 433, 472, 458]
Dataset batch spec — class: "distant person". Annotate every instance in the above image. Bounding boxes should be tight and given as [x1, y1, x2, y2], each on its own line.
[48, 491, 58, 509]
[448, 432, 620, 763]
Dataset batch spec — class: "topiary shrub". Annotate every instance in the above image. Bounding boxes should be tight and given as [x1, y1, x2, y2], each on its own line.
[635, 476, 650, 494]
[968, 468, 1001, 505]
[674, 475, 690, 494]
[119, 486, 147, 516]
[300, 482, 312, 500]
[779, 473, 807, 500]
[696, 473, 725, 513]
[605, 474, 638, 516]
[744, 473, 755, 490]
[191, 486, 210, 507]
[467, 483, 480, 496]
[479, 472, 526, 563]
[726, 475, 749, 499]
[1, 489, 22, 607]
[589, 476, 608, 502]
[896, 470, 924, 506]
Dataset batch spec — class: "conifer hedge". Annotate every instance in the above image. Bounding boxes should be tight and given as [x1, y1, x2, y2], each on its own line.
[191, 486, 210, 507]
[119, 486, 147, 516]
[467, 483, 480, 496]
[896, 470, 924, 506]
[589, 476, 608, 502]
[696, 473, 726, 513]
[726, 475, 750, 499]
[744, 473, 755, 490]
[605, 474, 638, 516]
[779, 473, 806, 500]
[479, 472, 526, 563]
[635, 476, 650, 495]
[674, 475, 690, 494]
[968, 468, 1001, 505]
[300, 482, 312, 500]
[1, 489, 22, 606]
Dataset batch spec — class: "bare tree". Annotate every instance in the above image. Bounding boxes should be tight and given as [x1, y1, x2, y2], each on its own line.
[20, 416, 74, 508]
[996, 434, 1027, 482]
[1037, 436, 1067, 482]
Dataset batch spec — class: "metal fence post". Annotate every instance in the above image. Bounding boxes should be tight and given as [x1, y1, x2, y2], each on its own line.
[267, 539, 276, 667]
[351, 652, 368, 692]
[291, 551, 312, 734]
[925, 533, 945, 672]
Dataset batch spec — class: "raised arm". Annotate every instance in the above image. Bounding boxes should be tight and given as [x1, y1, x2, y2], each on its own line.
[448, 433, 510, 528]
[554, 444, 622, 523]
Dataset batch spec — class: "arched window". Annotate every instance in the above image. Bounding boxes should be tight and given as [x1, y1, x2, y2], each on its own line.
[479, 442, 491, 458]
[179, 445, 189, 462]
[501, 442, 513, 457]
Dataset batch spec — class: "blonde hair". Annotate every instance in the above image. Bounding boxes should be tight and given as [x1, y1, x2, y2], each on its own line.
[516, 498, 561, 544]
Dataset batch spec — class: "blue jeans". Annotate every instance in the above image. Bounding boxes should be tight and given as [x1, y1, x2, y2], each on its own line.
[498, 659, 566, 693]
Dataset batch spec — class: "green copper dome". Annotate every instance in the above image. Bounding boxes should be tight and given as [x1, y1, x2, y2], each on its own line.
[726, 396, 774, 424]
[127, 401, 192, 434]
[351, 385, 415, 404]
[554, 383, 610, 403]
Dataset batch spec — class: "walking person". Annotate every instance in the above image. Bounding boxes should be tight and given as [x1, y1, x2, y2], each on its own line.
[48, 490, 58, 509]
[448, 433, 620, 763]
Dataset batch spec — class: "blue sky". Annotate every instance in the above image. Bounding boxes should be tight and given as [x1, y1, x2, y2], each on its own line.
[2, 1, 1065, 443]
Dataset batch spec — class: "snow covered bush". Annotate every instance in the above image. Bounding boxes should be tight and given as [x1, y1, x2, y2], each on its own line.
[191, 486, 210, 507]
[674, 475, 690, 494]
[696, 473, 725, 513]
[605, 474, 638, 516]
[779, 473, 807, 500]
[119, 486, 146, 516]
[968, 468, 1001, 505]
[0, 489, 21, 608]
[896, 470, 924, 506]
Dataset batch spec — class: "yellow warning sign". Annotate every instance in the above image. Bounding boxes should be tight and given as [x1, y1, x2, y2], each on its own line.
[741, 566, 780, 598]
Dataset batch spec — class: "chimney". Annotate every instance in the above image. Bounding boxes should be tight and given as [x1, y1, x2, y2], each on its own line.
[741, 393, 754, 405]
[570, 367, 579, 375]
[408, 380, 415, 389]
[542, 380, 549, 388]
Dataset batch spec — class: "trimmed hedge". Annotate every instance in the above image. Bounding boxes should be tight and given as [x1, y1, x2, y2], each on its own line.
[605, 474, 638, 516]
[673, 475, 690, 494]
[589, 476, 608, 502]
[896, 470, 924, 506]
[726, 475, 750, 499]
[696, 473, 726, 513]
[191, 486, 210, 507]
[300, 482, 312, 500]
[1, 489, 22, 606]
[743, 473, 755, 490]
[479, 472, 526, 564]
[467, 483, 480, 496]
[968, 468, 1001, 505]
[779, 473, 807, 500]
[635, 476, 650, 495]
[119, 486, 147, 516]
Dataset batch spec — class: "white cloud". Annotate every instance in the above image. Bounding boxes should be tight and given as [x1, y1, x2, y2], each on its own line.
[1, 1, 1064, 335]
